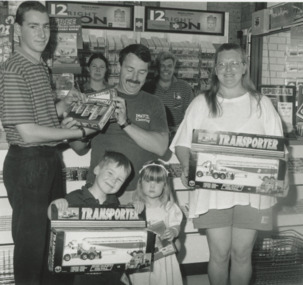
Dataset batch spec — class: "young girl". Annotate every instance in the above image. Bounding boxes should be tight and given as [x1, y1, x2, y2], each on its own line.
[129, 160, 183, 285]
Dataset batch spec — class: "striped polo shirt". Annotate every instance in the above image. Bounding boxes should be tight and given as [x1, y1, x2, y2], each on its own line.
[143, 76, 194, 128]
[0, 47, 60, 146]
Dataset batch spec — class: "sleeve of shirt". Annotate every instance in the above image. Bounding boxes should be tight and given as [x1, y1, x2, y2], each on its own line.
[170, 95, 206, 152]
[167, 202, 183, 227]
[1, 68, 35, 126]
[261, 95, 284, 137]
[150, 95, 169, 133]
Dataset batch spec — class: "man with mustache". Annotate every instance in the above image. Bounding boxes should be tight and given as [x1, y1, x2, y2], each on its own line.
[70, 44, 169, 202]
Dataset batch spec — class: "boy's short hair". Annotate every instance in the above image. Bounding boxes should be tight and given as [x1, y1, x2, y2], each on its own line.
[15, 1, 48, 26]
[98, 151, 132, 177]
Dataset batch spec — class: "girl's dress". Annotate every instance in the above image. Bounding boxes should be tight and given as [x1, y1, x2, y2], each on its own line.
[129, 201, 183, 285]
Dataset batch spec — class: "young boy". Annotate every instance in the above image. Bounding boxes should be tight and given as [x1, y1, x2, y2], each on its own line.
[48, 151, 132, 285]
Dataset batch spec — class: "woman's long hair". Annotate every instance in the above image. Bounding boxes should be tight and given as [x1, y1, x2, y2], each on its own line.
[205, 43, 261, 117]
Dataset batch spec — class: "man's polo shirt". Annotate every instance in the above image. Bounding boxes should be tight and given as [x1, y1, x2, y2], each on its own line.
[0, 47, 60, 146]
[142, 76, 194, 127]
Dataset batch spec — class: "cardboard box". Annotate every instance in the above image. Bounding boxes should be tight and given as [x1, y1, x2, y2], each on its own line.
[48, 205, 155, 274]
[67, 88, 117, 130]
[189, 130, 287, 197]
[252, 9, 270, 35]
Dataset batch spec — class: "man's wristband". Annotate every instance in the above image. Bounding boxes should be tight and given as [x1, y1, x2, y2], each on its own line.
[79, 126, 86, 139]
[120, 118, 131, 129]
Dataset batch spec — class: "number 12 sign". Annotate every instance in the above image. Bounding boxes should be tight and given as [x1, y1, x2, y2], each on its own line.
[47, 2, 134, 30]
[145, 7, 224, 35]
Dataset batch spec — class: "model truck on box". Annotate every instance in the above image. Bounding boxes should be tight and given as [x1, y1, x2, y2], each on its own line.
[63, 236, 146, 262]
[196, 159, 278, 181]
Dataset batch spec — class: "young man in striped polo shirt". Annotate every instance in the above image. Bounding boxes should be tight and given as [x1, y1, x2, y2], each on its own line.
[142, 51, 194, 142]
[0, 2, 94, 284]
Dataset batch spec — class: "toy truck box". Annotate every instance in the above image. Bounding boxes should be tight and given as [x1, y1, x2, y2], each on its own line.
[48, 205, 155, 274]
[68, 88, 117, 130]
[188, 130, 287, 196]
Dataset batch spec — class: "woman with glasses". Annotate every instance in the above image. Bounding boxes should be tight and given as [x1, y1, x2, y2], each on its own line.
[170, 43, 286, 285]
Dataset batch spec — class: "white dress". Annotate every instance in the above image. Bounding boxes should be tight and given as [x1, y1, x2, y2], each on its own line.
[170, 93, 284, 218]
[129, 202, 183, 285]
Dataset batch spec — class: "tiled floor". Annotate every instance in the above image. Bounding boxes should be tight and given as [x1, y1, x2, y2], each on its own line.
[183, 274, 210, 285]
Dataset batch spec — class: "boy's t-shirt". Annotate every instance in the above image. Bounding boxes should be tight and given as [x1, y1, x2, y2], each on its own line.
[65, 186, 126, 285]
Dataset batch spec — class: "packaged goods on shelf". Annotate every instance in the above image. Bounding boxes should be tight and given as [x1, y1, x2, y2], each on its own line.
[159, 38, 170, 51]
[89, 35, 98, 50]
[151, 37, 162, 52]
[0, 5, 13, 64]
[107, 37, 116, 51]
[146, 38, 156, 53]
[176, 68, 199, 79]
[121, 35, 136, 48]
[52, 73, 74, 99]
[108, 76, 120, 86]
[97, 37, 106, 49]
[0, 244, 14, 284]
[114, 37, 123, 51]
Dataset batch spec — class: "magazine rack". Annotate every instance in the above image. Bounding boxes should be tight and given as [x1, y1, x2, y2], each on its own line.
[48, 205, 155, 274]
[252, 230, 303, 284]
[188, 130, 287, 196]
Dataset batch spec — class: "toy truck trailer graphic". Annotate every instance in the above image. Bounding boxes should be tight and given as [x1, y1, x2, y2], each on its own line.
[196, 160, 278, 181]
[63, 236, 145, 262]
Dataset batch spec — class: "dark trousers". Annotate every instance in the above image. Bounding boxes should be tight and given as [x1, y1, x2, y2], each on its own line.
[3, 145, 72, 285]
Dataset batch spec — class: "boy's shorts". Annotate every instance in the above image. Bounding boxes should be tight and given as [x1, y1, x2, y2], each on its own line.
[193, 205, 273, 231]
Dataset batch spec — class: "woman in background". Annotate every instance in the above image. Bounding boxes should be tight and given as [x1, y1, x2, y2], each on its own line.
[68, 53, 112, 156]
[83, 53, 111, 93]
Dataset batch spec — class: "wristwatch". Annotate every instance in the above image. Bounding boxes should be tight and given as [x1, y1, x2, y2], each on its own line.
[120, 118, 131, 129]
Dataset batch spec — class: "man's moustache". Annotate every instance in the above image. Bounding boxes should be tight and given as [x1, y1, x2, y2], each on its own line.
[127, 80, 140, 84]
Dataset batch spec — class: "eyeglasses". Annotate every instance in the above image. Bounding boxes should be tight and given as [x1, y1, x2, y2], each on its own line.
[216, 61, 244, 71]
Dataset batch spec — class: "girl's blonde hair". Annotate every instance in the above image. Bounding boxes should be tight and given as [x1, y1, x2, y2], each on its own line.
[133, 160, 176, 207]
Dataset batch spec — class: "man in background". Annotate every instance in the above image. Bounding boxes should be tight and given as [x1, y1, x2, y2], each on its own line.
[143, 51, 194, 141]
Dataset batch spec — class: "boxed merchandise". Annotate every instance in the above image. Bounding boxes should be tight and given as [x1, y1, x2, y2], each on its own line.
[188, 130, 287, 196]
[48, 205, 155, 274]
[148, 221, 176, 261]
[52, 73, 74, 99]
[67, 88, 117, 130]
[50, 16, 82, 67]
